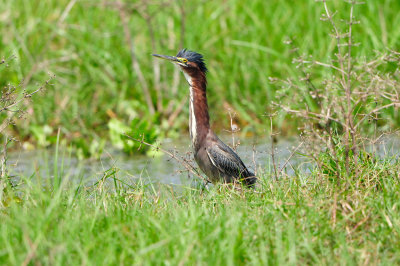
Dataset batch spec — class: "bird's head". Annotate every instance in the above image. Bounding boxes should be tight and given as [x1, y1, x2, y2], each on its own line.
[152, 49, 207, 74]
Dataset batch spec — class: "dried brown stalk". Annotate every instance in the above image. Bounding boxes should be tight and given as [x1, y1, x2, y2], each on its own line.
[273, 1, 400, 183]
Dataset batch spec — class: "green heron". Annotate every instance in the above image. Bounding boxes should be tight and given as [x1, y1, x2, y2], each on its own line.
[152, 49, 256, 186]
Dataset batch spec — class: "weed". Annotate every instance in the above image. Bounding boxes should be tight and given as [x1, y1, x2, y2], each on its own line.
[273, 0, 400, 183]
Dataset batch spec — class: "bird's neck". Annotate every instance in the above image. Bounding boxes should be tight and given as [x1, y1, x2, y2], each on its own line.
[183, 70, 210, 151]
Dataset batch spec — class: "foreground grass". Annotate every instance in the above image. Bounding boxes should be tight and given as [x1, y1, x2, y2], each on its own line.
[1, 160, 400, 265]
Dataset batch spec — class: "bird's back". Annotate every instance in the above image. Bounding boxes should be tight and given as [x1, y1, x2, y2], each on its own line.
[194, 132, 257, 186]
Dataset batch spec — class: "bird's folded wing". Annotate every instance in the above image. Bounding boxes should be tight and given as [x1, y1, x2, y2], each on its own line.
[206, 144, 248, 178]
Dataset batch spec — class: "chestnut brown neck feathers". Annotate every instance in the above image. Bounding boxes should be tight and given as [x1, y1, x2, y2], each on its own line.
[180, 66, 210, 152]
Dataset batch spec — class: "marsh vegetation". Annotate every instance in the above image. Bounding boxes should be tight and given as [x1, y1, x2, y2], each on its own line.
[1, 0, 400, 264]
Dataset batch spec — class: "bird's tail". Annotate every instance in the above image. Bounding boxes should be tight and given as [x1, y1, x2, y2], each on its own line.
[242, 171, 257, 187]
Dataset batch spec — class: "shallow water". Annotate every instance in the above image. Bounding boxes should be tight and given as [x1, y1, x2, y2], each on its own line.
[8, 135, 399, 186]
[8, 136, 300, 185]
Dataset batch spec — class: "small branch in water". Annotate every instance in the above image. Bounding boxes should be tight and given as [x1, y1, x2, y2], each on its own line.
[223, 108, 240, 151]
[265, 112, 278, 180]
[278, 141, 304, 176]
[123, 134, 211, 185]
[252, 144, 258, 177]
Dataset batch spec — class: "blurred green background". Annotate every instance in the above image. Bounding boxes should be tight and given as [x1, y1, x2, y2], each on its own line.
[1, 0, 399, 155]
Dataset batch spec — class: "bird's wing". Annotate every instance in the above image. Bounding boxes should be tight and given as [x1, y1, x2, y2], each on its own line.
[205, 141, 250, 179]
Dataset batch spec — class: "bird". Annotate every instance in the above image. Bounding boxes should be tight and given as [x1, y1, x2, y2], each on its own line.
[152, 49, 257, 187]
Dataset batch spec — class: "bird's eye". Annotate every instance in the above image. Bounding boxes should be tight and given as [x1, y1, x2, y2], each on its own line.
[182, 58, 188, 63]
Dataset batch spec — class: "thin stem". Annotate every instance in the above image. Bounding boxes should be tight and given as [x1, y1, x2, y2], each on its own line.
[0, 136, 9, 209]
[124, 134, 210, 184]
[118, 4, 155, 115]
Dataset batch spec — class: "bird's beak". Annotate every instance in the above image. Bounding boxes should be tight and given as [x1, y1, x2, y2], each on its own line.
[152, 54, 180, 63]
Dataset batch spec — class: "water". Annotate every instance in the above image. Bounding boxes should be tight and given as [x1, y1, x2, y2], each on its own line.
[8, 136, 300, 185]
[8, 135, 399, 186]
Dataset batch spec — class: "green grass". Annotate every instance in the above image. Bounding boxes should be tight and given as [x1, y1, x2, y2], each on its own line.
[1, 0, 400, 151]
[2, 1, 400, 264]
[1, 156, 400, 265]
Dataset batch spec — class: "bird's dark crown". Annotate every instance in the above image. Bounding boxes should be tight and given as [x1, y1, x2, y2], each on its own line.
[176, 49, 207, 73]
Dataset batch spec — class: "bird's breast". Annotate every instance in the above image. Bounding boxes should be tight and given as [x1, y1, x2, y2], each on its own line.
[189, 86, 197, 147]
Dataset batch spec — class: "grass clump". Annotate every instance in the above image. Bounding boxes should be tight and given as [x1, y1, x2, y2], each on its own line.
[0, 55, 52, 207]
[272, 0, 400, 184]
